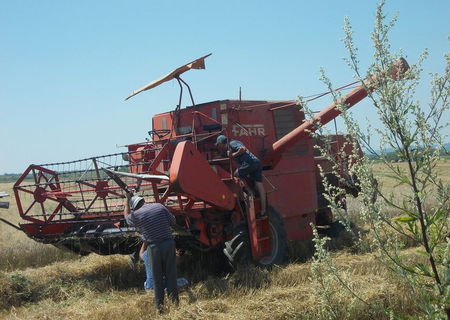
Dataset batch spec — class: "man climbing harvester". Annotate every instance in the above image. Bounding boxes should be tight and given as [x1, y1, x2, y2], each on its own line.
[215, 134, 267, 218]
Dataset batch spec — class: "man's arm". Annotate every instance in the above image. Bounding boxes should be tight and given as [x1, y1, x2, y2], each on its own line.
[227, 146, 247, 158]
[139, 242, 148, 259]
[124, 192, 132, 221]
[227, 141, 247, 158]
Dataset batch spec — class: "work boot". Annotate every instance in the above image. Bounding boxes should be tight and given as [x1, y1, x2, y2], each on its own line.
[256, 211, 267, 219]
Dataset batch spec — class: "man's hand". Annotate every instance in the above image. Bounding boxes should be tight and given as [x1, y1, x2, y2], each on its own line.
[230, 146, 246, 158]
[125, 188, 136, 200]
[124, 191, 133, 217]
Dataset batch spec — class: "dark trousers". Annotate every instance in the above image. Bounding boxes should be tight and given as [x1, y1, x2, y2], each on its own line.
[149, 239, 179, 309]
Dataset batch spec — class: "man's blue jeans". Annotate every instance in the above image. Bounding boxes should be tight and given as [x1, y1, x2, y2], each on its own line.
[142, 248, 188, 291]
[142, 249, 154, 290]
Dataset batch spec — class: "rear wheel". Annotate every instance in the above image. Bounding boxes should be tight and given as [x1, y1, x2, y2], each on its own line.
[256, 208, 287, 267]
[223, 207, 287, 269]
[325, 220, 359, 249]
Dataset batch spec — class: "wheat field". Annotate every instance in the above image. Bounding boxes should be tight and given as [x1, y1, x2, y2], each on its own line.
[0, 161, 448, 319]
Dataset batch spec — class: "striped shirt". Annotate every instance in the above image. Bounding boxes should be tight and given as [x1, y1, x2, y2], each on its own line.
[125, 203, 175, 243]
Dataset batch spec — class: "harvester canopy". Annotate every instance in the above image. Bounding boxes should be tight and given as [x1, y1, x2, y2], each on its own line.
[125, 53, 212, 100]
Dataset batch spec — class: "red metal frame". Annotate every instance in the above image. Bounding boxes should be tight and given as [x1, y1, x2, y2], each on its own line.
[11, 99, 368, 257]
[13, 58, 409, 263]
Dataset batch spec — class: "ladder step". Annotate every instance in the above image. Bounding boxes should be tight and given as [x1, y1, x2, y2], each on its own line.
[258, 236, 270, 242]
[208, 158, 230, 164]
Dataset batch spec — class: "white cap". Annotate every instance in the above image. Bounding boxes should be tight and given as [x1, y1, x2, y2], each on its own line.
[129, 195, 144, 210]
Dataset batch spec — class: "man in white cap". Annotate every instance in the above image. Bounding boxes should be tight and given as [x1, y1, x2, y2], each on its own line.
[124, 194, 179, 312]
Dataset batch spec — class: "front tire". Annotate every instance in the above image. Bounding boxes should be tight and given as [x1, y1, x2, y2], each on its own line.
[223, 207, 288, 269]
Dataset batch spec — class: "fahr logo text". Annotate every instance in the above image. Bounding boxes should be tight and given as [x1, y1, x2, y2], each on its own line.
[231, 124, 266, 137]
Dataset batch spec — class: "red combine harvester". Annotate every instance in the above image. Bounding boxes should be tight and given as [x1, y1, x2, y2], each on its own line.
[12, 55, 409, 267]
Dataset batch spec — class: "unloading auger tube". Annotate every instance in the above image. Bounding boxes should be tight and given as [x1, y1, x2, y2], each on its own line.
[265, 58, 409, 169]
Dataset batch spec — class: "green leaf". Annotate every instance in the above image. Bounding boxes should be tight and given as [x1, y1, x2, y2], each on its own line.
[400, 205, 417, 219]
[431, 209, 445, 224]
[395, 217, 417, 223]
[415, 263, 432, 277]
[406, 266, 416, 273]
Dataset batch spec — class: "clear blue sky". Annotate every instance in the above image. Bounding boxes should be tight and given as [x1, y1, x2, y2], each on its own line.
[0, 1, 449, 174]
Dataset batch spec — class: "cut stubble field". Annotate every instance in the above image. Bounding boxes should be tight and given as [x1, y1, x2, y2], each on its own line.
[0, 161, 448, 319]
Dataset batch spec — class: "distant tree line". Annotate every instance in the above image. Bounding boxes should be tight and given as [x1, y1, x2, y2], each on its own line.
[366, 143, 450, 162]
[0, 174, 33, 183]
